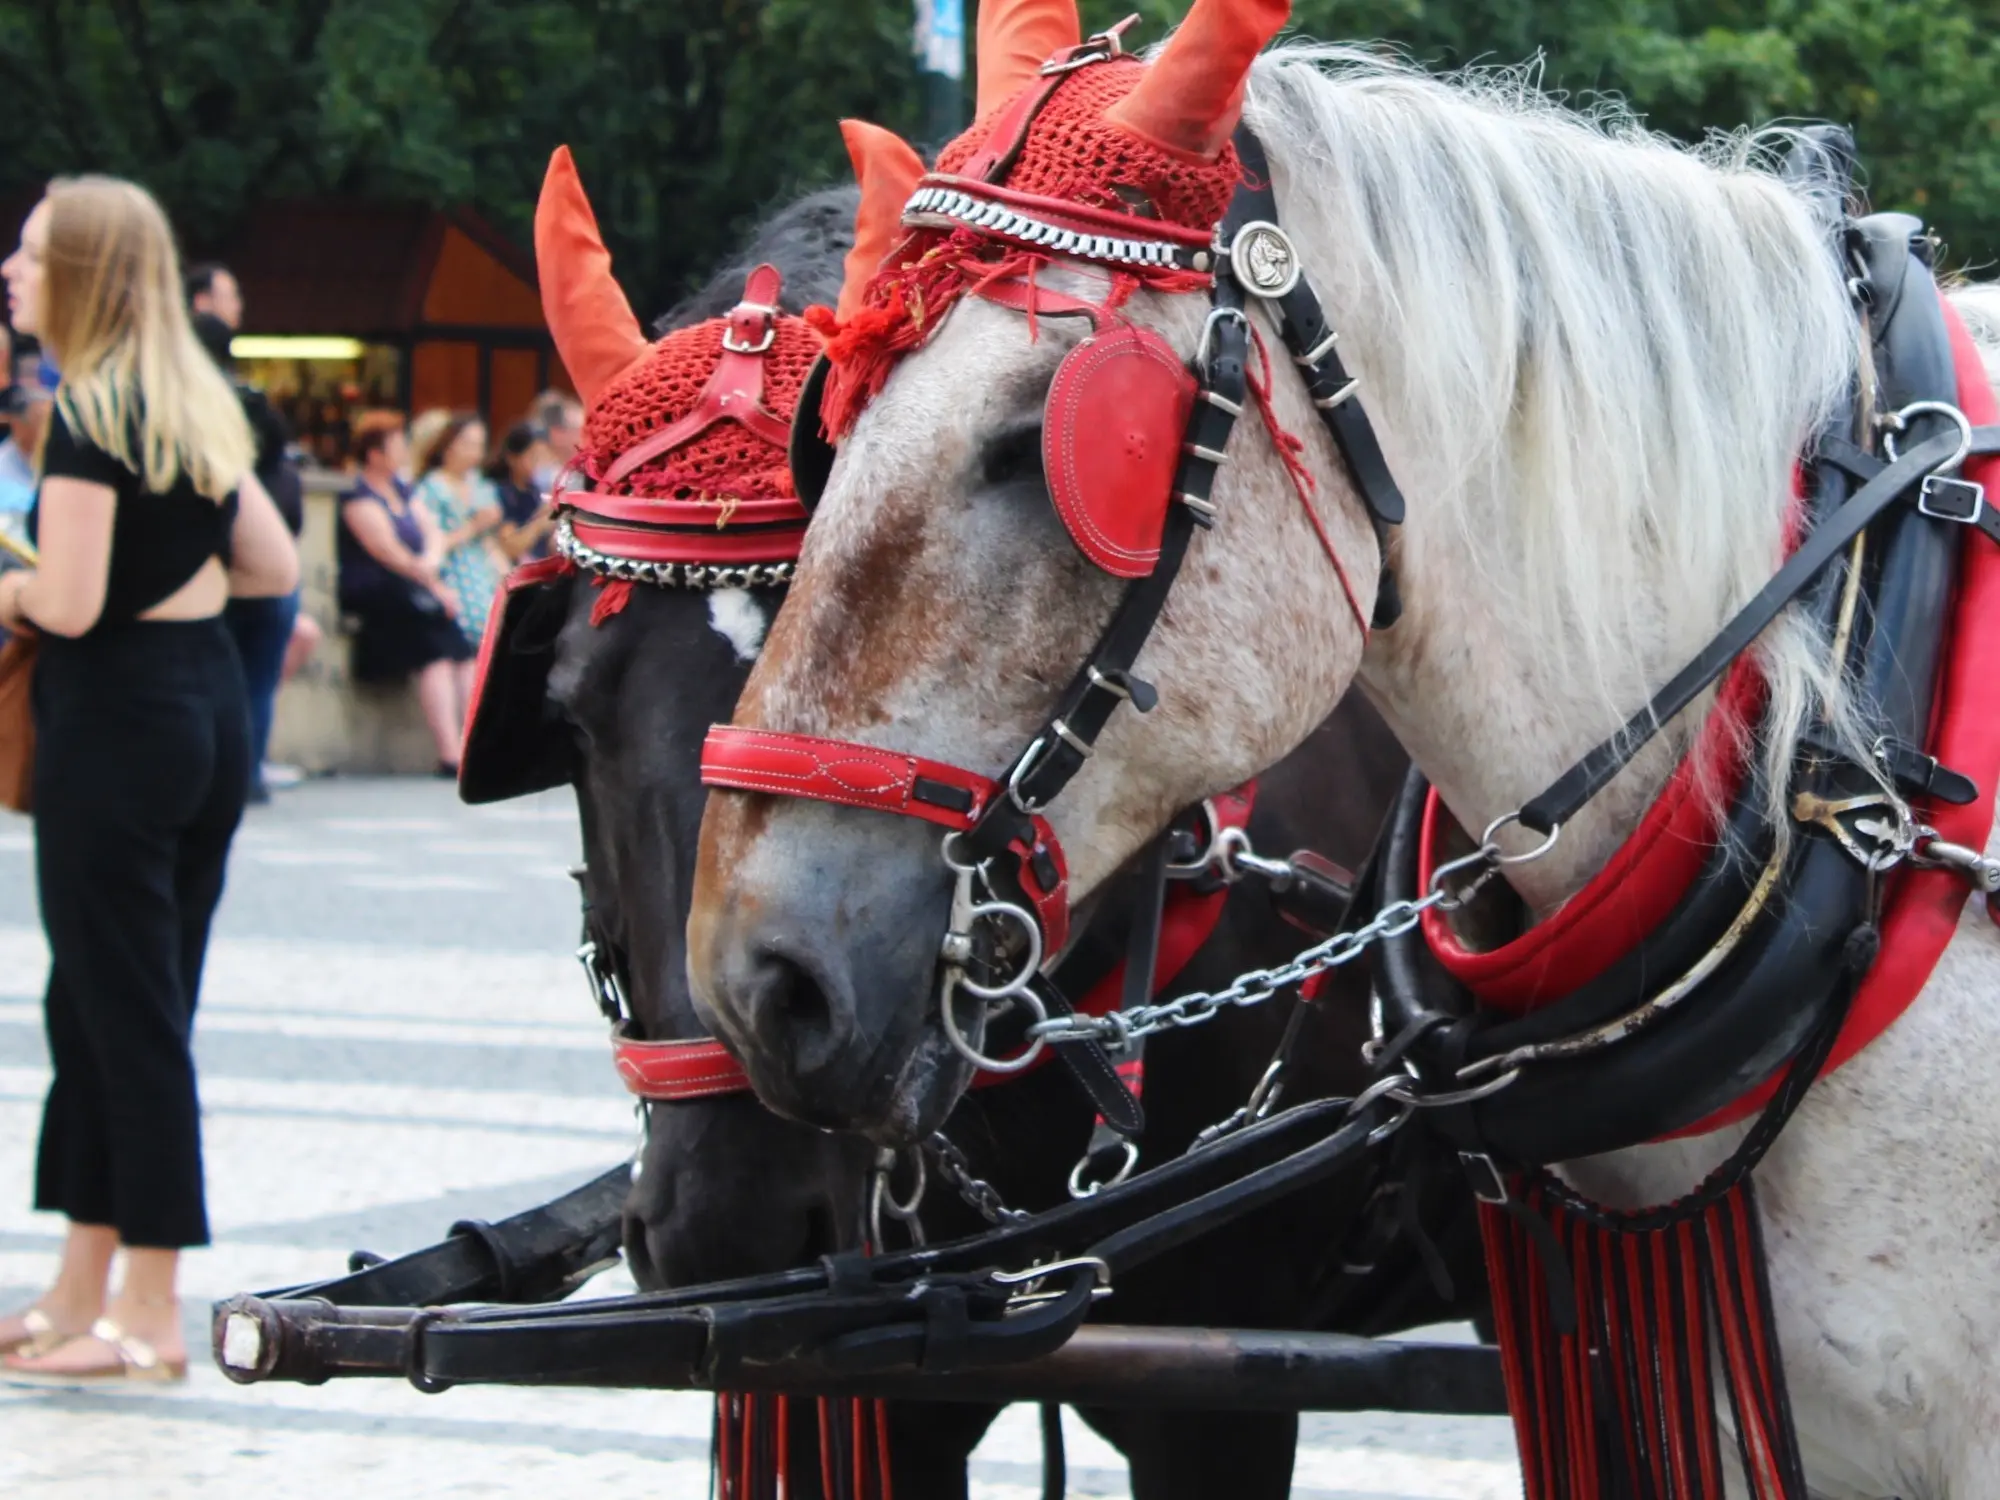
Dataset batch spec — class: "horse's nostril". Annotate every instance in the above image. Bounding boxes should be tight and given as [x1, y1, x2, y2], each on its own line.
[751, 949, 843, 1065]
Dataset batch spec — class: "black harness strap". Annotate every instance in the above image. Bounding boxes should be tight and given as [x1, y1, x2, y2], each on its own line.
[1520, 426, 1973, 834]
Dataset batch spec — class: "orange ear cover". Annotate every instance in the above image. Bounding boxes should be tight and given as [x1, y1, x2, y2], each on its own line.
[1105, 0, 1290, 160]
[975, 0, 1081, 116]
[535, 146, 650, 407]
[834, 120, 927, 323]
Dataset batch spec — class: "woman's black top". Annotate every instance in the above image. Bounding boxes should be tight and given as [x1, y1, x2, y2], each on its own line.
[32, 405, 238, 632]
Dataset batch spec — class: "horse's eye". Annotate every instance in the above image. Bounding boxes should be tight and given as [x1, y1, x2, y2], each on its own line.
[980, 421, 1045, 489]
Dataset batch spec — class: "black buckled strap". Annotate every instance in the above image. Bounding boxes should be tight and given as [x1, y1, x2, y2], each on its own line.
[1029, 972, 1145, 1136]
[1519, 427, 1968, 834]
[1230, 130, 1406, 534]
[973, 307, 1251, 832]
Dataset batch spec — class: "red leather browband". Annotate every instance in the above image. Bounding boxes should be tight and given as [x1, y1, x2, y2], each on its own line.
[905, 175, 1218, 251]
[569, 517, 807, 566]
[568, 493, 811, 530]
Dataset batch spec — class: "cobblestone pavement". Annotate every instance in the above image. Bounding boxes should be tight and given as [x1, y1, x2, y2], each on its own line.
[0, 777, 1520, 1498]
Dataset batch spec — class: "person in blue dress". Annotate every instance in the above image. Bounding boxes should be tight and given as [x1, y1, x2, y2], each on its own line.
[410, 413, 504, 652]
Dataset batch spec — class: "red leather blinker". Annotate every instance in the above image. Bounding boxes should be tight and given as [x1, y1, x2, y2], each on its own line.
[1044, 323, 1197, 578]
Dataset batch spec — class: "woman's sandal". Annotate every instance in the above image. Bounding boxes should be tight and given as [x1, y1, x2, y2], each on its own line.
[1, 1317, 188, 1385]
[0, 1308, 73, 1359]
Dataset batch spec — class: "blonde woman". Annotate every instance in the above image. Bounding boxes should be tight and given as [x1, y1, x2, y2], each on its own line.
[0, 177, 298, 1383]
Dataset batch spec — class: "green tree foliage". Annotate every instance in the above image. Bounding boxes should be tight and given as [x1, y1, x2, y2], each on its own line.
[2, 0, 1998, 318]
[0, 0, 924, 316]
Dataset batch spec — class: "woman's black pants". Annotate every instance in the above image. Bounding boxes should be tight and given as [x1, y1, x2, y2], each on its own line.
[32, 617, 249, 1248]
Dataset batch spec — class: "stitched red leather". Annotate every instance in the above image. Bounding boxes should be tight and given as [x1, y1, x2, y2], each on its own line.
[619, 782, 1257, 1101]
[702, 725, 1073, 955]
[1044, 322, 1197, 577]
[614, 1035, 752, 1101]
[701, 727, 997, 829]
[566, 492, 811, 531]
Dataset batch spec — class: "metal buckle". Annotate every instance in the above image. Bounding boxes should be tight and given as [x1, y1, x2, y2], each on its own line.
[1918, 473, 1985, 525]
[720, 314, 776, 355]
[1038, 17, 1136, 74]
[1459, 1152, 1509, 1205]
[1791, 788, 1919, 871]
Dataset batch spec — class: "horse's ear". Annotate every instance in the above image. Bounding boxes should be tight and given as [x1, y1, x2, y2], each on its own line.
[1105, 0, 1289, 160]
[535, 146, 650, 407]
[976, 0, 1080, 116]
[834, 120, 926, 322]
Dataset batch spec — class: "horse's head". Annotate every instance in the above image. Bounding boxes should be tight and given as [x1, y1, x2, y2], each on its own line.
[463, 150, 921, 1282]
[688, 0, 1379, 1140]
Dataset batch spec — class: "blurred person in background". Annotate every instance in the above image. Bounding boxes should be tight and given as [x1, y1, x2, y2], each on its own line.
[403, 406, 450, 488]
[337, 411, 470, 775]
[192, 308, 319, 801]
[410, 412, 503, 657]
[0, 347, 58, 537]
[530, 389, 581, 491]
[487, 417, 553, 563]
[0, 176, 298, 1383]
[182, 262, 241, 331]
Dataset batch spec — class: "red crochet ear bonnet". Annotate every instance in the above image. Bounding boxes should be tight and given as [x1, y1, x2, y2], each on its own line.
[808, 0, 1290, 437]
[579, 299, 819, 509]
[535, 145, 813, 514]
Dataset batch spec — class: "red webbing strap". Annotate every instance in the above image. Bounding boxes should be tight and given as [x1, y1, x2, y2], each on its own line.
[601, 263, 790, 488]
[702, 726, 997, 830]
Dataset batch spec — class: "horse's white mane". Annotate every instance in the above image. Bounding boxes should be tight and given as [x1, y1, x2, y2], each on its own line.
[1949, 279, 2000, 383]
[1243, 46, 1872, 840]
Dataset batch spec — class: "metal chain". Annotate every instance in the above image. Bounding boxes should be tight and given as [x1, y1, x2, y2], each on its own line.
[924, 1131, 1029, 1225]
[1026, 884, 1460, 1050]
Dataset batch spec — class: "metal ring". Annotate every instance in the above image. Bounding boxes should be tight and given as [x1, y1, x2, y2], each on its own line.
[940, 831, 984, 876]
[1067, 1139, 1140, 1199]
[954, 900, 1045, 1001]
[1881, 400, 1973, 471]
[1165, 797, 1224, 875]
[941, 959, 1049, 1073]
[1479, 810, 1563, 866]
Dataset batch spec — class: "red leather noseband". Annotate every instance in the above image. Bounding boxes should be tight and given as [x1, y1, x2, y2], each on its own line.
[701, 726, 1070, 955]
[614, 786, 1256, 1102]
[615, 1035, 753, 1101]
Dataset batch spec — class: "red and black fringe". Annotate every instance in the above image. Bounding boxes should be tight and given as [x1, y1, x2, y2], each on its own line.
[714, 1391, 893, 1500]
[1479, 1175, 1808, 1500]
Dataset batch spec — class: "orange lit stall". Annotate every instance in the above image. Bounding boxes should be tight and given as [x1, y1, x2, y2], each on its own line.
[220, 201, 566, 463]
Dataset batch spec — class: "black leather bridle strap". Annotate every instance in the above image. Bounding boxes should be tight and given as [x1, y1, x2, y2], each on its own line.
[1520, 427, 1974, 833]
[1230, 130, 1406, 534]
